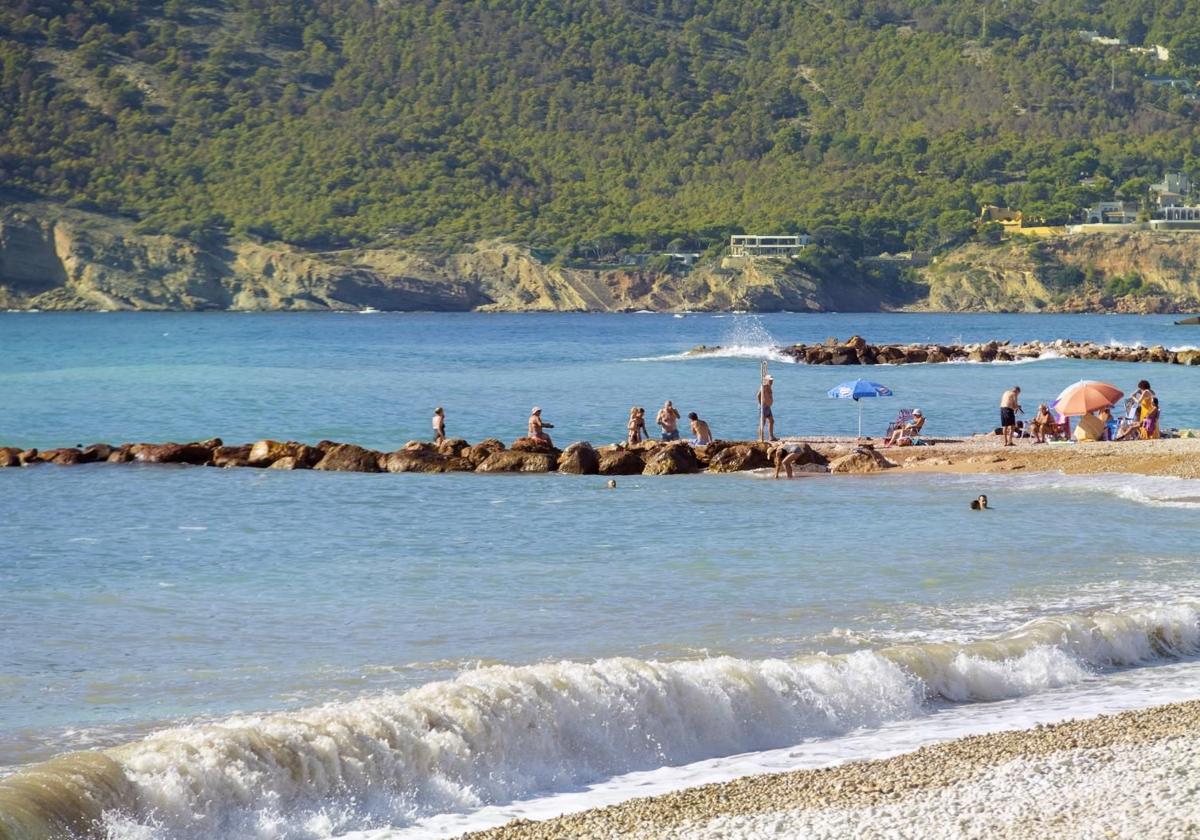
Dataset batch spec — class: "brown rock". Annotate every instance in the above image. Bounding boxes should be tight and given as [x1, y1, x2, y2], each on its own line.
[1176, 350, 1200, 366]
[18, 448, 40, 465]
[0, 447, 20, 468]
[437, 438, 470, 456]
[466, 438, 506, 466]
[41, 448, 84, 466]
[642, 441, 701, 475]
[269, 456, 301, 470]
[707, 444, 770, 473]
[904, 348, 929, 363]
[314, 443, 382, 472]
[829, 347, 860, 365]
[80, 443, 114, 463]
[248, 440, 320, 468]
[845, 335, 868, 351]
[598, 448, 645, 475]
[558, 441, 600, 475]
[107, 446, 134, 464]
[829, 447, 896, 474]
[402, 440, 439, 454]
[511, 436, 560, 456]
[130, 442, 214, 465]
[211, 445, 252, 468]
[475, 450, 557, 473]
[381, 450, 473, 473]
[926, 350, 948, 364]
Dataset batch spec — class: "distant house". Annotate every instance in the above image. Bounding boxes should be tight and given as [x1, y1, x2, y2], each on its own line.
[979, 205, 1023, 228]
[729, 234, 811, 258]
[661, 252, 701, 267]
[1081, 200, 1139, 225]
[1129, 44, 1170, 61]
[1078, 30, 1124, 46]
[1149, 172, 1200, 230]
[1145, 76, 1193, 88]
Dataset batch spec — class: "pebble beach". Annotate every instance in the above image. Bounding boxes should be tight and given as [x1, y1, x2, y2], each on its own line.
[465, 700, 1200, 840]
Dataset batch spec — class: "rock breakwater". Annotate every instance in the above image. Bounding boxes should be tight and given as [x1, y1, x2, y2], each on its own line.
[0, 437, 846, 476]
[690, 335, 1200, 366]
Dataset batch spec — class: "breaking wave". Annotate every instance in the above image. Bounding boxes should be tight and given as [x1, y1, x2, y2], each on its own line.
[2, 602, 1199, 840]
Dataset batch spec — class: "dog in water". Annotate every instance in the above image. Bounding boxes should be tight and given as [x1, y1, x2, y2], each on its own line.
[969, 494, 989, 510]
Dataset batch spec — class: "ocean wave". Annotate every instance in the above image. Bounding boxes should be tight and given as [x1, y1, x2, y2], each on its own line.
[2, 602, 1199, 840]
[959, 472, 1200, 510]
[625, 344, 796, 364]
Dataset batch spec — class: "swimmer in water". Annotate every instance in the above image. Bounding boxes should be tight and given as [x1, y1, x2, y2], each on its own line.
[969, 494, 989, 510]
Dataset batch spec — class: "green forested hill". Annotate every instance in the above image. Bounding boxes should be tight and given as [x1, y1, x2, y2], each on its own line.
[3, 0, 1200, 257]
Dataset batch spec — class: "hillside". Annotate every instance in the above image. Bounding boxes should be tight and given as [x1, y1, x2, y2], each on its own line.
[5, 0, 1200, 264]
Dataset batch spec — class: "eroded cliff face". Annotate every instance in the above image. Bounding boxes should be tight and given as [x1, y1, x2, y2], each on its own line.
[919, 232, 1200, 313]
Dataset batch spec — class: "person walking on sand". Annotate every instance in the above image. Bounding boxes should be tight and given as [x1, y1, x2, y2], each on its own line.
[1000, 386, 1023, 447]
[432, 407, 446, 444]
[528, 407, 554, 446]
[656, 400, 681, 441]
[688, 412, 713, 445]
[757, 375, 777, 442]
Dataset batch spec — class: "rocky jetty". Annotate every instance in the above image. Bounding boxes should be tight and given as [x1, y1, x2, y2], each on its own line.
[0, 437, 853, 476]
[690, 335, 1200, 366]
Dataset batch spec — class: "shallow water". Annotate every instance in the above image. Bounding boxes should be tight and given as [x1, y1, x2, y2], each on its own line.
[1, 312, 1199, 839]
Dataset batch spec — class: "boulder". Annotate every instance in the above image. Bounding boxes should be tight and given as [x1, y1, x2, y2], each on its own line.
[926, 350, 948, 364]
[17, 448, 40, 465]
[904, 348, 928, 363]
[41, 448, 84, 466]
[269, 456, 302, 470]
[437, 438, 470, 456]
[706, 444, 770, 473]
[402, 440, 439, 454]
[466, 438, 506, 466]
[211, 445, 252, 468]
[829, 447, 896, 474]
[107, 446, 134, 464]
[511, 436, 560, 456]
[829, 347, 860, 365]
[131, 442, 214, 465]
[642, 442, 701, 475]
[558, 441, 600, 475]
[248, 440, 320, 468]
[845, 335, 868, 351]
[598, 448, 645, 475]
[380, 450, 473, 473]
[1177, 350, 1200, 366]
[80, 443, 114, 463]
[314, 443, 383, 472]
[475, 450, 557, 473]
[0, 447, 20, 468]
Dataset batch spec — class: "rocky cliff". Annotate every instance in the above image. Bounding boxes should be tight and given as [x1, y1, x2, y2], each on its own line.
[918, 232, 1200, 314]
[7, 201, 1200, 313]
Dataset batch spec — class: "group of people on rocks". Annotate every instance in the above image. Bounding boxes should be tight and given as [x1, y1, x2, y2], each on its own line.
[1001, 379, 1162, 444]
[625, 402, 713, 446]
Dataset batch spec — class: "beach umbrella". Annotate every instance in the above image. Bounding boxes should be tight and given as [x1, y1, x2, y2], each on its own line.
[828, 379, 894, 438]
[1053, 380, 1124, 416]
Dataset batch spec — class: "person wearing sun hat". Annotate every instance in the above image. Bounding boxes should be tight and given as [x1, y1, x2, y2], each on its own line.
[887, 408, 925, 446]
[528, 406, 554, 446]
[757, 374, 777, 442]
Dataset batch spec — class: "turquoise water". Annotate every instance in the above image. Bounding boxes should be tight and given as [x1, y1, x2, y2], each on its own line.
[1, 312, 1200, 839]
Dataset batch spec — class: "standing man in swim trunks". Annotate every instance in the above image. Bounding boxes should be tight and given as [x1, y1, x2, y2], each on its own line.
[432, 407, 446, 444]
[758, 375, 777, 442]
[656, 400, 681, 441]
[1000, 386, 1023, 447]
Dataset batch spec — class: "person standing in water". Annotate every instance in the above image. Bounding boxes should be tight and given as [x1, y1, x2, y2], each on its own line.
[757, 375, 777, 442]
[432, 407, 446, 444]
[656, 400, 681, 441]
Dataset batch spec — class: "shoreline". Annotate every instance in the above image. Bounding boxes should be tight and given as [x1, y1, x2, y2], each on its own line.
[463, 698, 1200, 840]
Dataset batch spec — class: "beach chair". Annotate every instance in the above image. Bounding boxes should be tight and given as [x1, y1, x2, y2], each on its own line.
[885, 409, 913, 441]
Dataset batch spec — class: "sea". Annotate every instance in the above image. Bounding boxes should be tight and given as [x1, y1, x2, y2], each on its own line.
[1, 311, 1199, 839]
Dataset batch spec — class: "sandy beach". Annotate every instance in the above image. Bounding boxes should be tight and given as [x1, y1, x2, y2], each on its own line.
[805, 435, 1200, 480]
[465, 699, 1200, 840]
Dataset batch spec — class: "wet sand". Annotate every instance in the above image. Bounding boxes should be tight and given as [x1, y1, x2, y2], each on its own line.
[465, 699, 1200, 840]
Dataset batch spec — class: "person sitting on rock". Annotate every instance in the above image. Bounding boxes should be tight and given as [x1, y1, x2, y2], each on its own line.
[528, 407, 554, 447]
[688, 412, 713, 445]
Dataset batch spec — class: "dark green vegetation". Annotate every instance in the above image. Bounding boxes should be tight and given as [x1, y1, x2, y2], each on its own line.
[4, 0, 1200, 256]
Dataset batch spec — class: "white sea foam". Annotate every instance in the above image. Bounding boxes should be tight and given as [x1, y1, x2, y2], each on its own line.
[957, 471, 1200, 510]
[3, 602, 1199, 840]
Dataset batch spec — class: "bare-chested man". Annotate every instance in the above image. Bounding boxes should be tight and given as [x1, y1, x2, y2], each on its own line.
[688, 412, 713, 445]
[656, 400, 681, 441]
[757, 375, 777, 442]
[1000, 386, 1023, 447]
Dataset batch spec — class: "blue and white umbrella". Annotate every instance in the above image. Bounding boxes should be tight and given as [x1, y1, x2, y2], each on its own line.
[827, 379, 894, 439]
